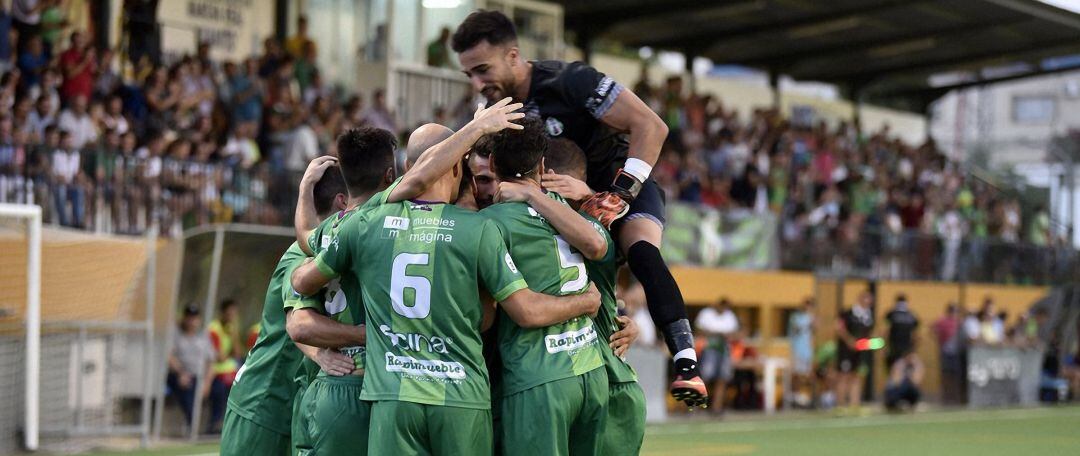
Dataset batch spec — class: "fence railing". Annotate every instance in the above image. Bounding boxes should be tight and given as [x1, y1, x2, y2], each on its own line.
[4, 145, 1077, 285]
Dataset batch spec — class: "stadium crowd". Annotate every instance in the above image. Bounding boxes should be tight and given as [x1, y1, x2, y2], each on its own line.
[633, 74, 1072, 282]
[0, 5, 1071, 283]
[0, 10, 416, 235]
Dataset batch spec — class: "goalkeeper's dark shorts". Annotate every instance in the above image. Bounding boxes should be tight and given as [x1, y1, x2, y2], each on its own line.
[614, 178, 666, 232]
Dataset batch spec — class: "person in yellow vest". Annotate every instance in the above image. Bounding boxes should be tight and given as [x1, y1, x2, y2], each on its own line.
[207, 299, 242, 433]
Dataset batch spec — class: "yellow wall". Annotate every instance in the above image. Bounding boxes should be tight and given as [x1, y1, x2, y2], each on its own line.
[670, 268, 1050, 399]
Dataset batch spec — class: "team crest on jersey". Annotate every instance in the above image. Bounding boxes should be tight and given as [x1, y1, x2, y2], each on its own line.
[545, 117, 564, 136]
[504, 253, 519, 274]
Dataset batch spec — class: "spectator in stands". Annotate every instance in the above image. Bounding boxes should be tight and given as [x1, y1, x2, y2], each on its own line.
[978, 297, 1004, 345]
[57, 93, 97, 148]
[11, 0, 43, 53]
[788, 298, 816, 407]
[38, 0, 66, 56]
[285, 15, 315, 59]
[885, 293, 919, 370]
[884, 352, 924, 411]
[427, 26, 453, 68]
[50, 129, 84, 227]
[932, 302, 964, 405]
[166, 304, 216, 431]
[835, 291, 875, 414]
[206, 299, 241, 433]
[26, 92, 53, 141]
[361, 88, 398, 133]
[0, 4, 13, 75]
[17, 34, 47, 88]
[59, 31, 96, 103]
[695, 297, 739, 412]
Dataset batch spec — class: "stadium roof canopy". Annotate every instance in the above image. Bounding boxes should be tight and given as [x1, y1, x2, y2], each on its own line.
[554, 0, 1080, 113]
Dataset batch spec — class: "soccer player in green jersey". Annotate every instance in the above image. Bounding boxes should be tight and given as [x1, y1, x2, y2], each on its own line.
[284, 127, 400, 456]
[538, 137, 647, 455]
[291, 102, 603, 455]
[220, 164, 359, 456]
[478, 118, 612, 456]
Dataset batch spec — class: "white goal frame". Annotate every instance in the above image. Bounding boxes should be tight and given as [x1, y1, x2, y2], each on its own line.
[0, 203, 41, 451]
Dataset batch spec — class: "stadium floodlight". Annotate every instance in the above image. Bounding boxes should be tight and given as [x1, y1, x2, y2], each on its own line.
[0, 203, 41, 451]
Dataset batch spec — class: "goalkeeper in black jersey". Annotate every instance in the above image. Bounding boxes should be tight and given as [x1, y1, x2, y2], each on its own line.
[451, 10, 707, 406]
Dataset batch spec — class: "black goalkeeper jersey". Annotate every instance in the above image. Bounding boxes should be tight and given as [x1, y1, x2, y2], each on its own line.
[523, 60, 630, 190]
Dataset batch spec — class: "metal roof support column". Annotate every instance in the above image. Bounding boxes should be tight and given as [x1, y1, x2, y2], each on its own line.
[684, 50, 697, 94]
[768, 68, 781, 111]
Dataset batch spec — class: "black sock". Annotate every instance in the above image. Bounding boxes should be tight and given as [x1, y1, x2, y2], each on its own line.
[627, 241, 697, 372]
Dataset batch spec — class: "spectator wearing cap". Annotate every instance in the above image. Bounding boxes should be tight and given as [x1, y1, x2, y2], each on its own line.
[166, 304, 216, 431]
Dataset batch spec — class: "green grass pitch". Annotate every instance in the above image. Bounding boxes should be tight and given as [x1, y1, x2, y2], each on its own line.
[78, 406, 1080, 456]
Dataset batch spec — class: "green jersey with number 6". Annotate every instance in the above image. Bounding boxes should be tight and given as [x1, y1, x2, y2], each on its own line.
[315, 184, 528, 409]
[480, 192, 605, 396]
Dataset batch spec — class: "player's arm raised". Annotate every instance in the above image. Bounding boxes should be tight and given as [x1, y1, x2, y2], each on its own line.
[499, 284, 601, 328]
[294, 156, 339, 256]
[387, 97, 524, 203]
[495, 181, 607, 260]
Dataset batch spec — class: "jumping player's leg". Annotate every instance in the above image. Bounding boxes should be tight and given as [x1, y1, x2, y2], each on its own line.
[615, 180, 707, 406]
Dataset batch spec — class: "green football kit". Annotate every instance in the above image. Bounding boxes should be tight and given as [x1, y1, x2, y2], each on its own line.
[315, 184, 528, 454]
[480, 192, 609, 456]
[220, 243, 307, 456]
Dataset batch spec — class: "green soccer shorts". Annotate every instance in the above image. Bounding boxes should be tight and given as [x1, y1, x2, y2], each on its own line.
[220, 408, 290, 456]
[368, 400, 492, 455]
[601, 381, 646, 455]
[296, 374, 370, 456]
[501, 367, 609, 456]
[291, 381, 308, 456]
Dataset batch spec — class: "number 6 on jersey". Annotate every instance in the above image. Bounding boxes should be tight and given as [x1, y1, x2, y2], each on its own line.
[391, 253, 432, 318]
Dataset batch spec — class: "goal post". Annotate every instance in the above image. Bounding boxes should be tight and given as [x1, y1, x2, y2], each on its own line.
[0, 203, 42, 451]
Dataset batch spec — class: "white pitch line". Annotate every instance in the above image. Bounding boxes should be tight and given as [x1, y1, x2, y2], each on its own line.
[647, 407, 1080, 435]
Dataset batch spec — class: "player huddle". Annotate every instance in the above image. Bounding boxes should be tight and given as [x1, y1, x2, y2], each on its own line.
[219, 10, 708, 456]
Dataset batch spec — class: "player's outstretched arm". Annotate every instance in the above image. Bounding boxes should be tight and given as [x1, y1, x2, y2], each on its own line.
[387, 97, 524, 203]
[285, 308, 366, 348]
[499, 283, 601, 328]
[295, 156, 338, 256]
[496, 181, 607, 260]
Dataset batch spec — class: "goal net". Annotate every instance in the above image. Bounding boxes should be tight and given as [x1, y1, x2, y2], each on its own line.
[0, 203, 162, 453]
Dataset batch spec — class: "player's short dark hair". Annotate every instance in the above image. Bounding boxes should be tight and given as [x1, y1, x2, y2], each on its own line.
[336, 127, 396, 196]
[451, 10, 517, 53]
[488, 117, 547, 181]
[543, 137, 587, 181]
[313, 165, 347, 217]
